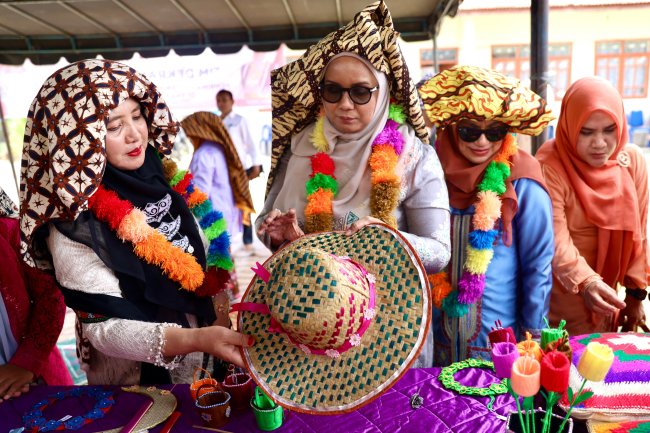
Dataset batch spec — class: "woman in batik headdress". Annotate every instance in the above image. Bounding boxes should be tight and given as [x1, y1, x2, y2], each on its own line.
[20, 59, 253, 385]
[537, 77, 648, 335]
[419, 66, 555, 365]
[256, 1, 450, 368]
[0, 186, 72, 399]
[182, 111, 256, 300]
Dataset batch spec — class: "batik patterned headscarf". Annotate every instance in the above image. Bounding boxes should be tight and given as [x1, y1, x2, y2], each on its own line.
[267, 0, 428, 197]
[20, 59, 178, 268]
[419, 65, 554, 134]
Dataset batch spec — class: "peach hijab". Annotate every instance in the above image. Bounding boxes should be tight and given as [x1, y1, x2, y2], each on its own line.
[536, 77, 641, 285]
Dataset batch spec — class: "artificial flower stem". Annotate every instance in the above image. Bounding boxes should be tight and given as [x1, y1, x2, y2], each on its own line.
[558, 378, 587, 433]
[542, 392, 554, 433]
[515, 396, 529, 433]
[523, 396, 534, 433]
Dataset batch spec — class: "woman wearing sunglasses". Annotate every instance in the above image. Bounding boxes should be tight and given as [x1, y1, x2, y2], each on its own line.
[420, 66, 555, 364]
[537, 77, 648, 335]
[256, 2, 451, 367]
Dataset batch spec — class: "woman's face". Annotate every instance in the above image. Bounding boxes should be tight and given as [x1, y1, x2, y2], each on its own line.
[321, 56, 379, 134]
[105, 98, 148, 170]
[455, 119, 509, 165]
[575, 111, 618, 167]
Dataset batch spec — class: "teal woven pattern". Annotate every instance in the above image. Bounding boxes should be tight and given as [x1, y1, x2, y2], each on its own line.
[239, 225, 428, 413]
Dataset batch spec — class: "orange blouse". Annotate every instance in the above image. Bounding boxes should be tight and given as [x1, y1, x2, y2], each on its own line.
[542, 145, 649, 335]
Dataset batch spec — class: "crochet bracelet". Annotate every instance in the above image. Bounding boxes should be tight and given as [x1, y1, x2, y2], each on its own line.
[438, 358, 508, 410]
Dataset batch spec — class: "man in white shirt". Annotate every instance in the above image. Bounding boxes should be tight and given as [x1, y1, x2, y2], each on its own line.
[217, 89, 261, 255]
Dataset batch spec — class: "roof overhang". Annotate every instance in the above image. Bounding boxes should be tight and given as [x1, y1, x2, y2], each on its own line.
[0, 0, 462, 65]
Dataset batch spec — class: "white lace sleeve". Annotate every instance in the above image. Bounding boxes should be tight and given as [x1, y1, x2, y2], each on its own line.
[399, 142, 451, 273]
[47, 225, 183, 369]
[86, 319, 182, 368]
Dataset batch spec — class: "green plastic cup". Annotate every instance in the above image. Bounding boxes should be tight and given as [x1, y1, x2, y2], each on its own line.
[250, 387, 284, 431]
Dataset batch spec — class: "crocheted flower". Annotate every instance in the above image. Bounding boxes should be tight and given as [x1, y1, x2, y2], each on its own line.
[366, 273, 376, 284]
[577, 342, 614, 382]
[540, 350, 570, 393]
[350, 334, 362, 346]
[299, 344, 311, 355]
[325, 349, 340, 359]
[510, 356, 541, 397]
[364, 308, 376, 320]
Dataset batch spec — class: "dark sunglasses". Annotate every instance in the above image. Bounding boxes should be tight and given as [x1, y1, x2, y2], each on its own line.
[319, 83, 379, 105]
[457, 126, 509, 143]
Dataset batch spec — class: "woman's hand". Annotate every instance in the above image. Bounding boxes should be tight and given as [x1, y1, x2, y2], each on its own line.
[164, 326, 255, 369]
[345, 216, 383, 235]
[0, 364, 34, 401]
[619, 295, 646, 332]
[198, 326, 255, 368]
[582, 279, 626, 315]
[257, 208, 304, 247]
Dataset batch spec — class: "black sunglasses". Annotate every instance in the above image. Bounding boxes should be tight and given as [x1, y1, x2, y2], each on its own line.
[457, 125, 509, 143]
[319, 83, 379, 105]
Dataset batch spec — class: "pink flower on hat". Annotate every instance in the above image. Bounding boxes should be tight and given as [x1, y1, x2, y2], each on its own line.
[299, 344, 311, 355]
[325, 349, 340, 359]
[366, 274, 376, 284]
[364, 308, 376, 320]
[350, 334, 362, 346]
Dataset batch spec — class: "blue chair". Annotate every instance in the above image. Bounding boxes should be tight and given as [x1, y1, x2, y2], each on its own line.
[629, 110, 644, 127]
[627, 110, 646, 142]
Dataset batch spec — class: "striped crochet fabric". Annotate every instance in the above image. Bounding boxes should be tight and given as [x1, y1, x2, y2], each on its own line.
[562, 333, 650, 420]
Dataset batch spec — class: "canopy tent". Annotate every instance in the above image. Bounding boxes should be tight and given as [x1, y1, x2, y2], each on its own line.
[0, 0, 463, 65]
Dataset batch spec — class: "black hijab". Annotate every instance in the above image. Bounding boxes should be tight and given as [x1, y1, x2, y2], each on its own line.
[56, 146, 216, 327]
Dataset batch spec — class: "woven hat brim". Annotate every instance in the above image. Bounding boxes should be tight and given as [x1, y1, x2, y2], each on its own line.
[237, 224, 430, 415]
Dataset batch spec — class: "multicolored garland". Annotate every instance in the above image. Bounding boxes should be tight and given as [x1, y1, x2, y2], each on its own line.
[431, 133, 518, 317]
[304, 103, 406, 233]
[22, 387, 114, 432]
[87, 158, 233, 297]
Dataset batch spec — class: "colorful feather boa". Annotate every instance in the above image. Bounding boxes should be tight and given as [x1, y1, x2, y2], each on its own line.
[432, 133, 518, 317]
[87, 158, 233, 296]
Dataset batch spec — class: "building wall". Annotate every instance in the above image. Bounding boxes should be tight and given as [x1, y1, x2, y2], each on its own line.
[400, 4, 650, 118]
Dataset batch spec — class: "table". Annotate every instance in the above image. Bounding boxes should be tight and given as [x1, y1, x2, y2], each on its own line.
[0, 367, 575, 433]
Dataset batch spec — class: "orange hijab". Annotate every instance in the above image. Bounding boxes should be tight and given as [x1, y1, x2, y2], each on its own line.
[437, 127, 547, 247]
[536, 77, 641, 286]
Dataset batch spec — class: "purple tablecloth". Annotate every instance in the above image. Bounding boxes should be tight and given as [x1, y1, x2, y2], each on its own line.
[0, 368, 516, 432]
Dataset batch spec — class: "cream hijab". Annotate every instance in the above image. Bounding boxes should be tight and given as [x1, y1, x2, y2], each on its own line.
[271, 52, 415, 227]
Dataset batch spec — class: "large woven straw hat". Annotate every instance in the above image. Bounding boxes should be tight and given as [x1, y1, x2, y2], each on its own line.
[234, 224, 430, 414]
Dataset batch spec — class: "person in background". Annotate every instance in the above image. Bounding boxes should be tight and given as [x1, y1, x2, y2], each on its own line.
[217, 89, 261, 256]
[183, 111, 256, 299]
[420, 66, 555, 364]
[20, 59, 253, 386]
[536, 77, 648, 335]
[256, 1, 450, 368]
[0, 187, 72, 399]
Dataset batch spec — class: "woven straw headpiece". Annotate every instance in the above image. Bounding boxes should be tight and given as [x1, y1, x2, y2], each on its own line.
[267, 0, 428, 196]
[20, 59, 178, 268]
[419, 65, 554, 135]
[235, 224, 430, 414]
